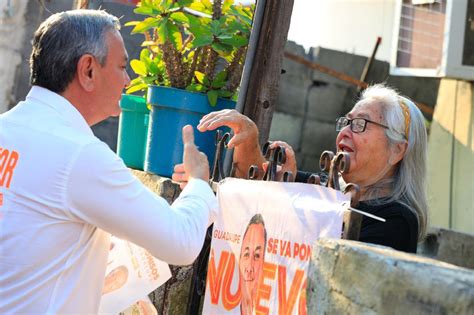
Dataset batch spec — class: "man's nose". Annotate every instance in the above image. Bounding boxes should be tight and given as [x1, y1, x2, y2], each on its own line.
[124, 71, 131, 88]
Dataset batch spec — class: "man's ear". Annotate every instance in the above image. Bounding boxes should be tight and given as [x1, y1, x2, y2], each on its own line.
[76, 54, 96, 92]
[389, 141, 408, 166]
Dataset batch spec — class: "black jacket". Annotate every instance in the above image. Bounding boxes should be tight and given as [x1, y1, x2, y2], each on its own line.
[296, 171, 418, 253]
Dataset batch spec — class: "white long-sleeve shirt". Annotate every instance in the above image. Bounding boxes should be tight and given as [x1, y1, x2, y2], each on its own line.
[0, 86, 218, 314]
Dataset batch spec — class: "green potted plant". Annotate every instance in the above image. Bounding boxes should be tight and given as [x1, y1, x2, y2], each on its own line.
[125, 0, 254, 177]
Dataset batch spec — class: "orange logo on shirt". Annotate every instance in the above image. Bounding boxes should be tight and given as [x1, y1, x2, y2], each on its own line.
[0, 192, 3, 207]
[0, 147, 20, 189]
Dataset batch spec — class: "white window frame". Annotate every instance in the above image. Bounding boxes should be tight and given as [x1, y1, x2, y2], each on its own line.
[390, 0, 474, 80]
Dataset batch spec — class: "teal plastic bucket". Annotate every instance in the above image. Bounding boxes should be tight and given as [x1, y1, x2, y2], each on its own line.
[117, 94, 149, 170]
[145, 86, 235, 177]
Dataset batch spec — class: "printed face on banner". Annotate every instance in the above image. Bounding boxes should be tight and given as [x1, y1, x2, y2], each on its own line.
[239, 217, 266, 315]
[203, 178, 348, 315]
[102, 265, 129, 295]
[99, 237, 171, 314]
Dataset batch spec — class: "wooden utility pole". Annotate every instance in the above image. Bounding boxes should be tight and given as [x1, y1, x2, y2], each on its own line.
[243, 0, 294, 146]
[74, 0, 89, 9]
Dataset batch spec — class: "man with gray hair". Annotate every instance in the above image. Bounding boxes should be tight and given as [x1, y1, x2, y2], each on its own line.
[0, 10, 217, 313]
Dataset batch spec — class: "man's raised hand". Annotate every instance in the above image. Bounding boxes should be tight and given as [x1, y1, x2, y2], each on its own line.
[172, 125, 210, 189]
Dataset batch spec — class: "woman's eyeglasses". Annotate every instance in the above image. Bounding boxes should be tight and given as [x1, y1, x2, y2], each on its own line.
[335, 117, 389, 133]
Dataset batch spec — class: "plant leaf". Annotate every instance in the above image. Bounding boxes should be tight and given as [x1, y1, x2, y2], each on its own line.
[178, 0, 194, 6]
[183, 12, 202, 27]
[143, 76, 158, 84]
[220, 35, 248, 48]
[218, 90, 233, 98]
[148, 61, 159, 75]
[194, 71, 207, 85]
[161, 0, 173, 11]
[210, 20, 221, 35]
[222, 0, 234, 13]
[131, 17, 161, 34]
[128, 77, 144, 87]
[211, 71, 227, 88]
[170, 12, 189, 24]
[124, 21, 140, 27]
[191, 34, 213, 48]
[201, 0, 213, 10]
[130, 59, 148, 76]
[167, 22, 183, 51]
[140, 48, 150, 60]
[141, 40, 156, 47]
[156, 18, 169, 44]
[186, 83, 206, 92]
[188, 2, 206, 12]
[126, 82, 148, 94]
[207, 90, 218, 106]
[133, 6, 161, 16]
[211, 42, 233, 55]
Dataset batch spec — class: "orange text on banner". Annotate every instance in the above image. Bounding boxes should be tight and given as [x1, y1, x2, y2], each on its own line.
[207, 250, 307, 314]
[267, 238, 312, 262]
[207, 249, 241, 310]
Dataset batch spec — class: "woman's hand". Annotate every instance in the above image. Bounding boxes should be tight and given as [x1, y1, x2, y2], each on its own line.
[197, 110, 266, 178]
[197, 109, 258, 149]
[262, 141, 298, 181]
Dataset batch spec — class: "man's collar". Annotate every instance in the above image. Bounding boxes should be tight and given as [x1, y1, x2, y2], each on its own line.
[26, 86, 93, 136]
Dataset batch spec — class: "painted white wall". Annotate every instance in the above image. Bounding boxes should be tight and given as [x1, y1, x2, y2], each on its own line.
[288, 0, 397, 62]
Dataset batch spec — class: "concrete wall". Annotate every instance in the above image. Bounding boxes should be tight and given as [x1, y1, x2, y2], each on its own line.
[0, 0, 29, 114]
[270, 41, 439, 173]
[308, 238, 474, 314]
[418, 227, 474, 269]
[427, 79, 473, 234]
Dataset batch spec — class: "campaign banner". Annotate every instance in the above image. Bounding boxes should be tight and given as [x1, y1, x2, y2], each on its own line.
[203, 178, 348, 315]
[99, 237, 171, 314]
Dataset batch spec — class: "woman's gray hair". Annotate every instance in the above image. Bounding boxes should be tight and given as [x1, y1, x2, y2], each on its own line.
[30, 9, 120, 93]
[355, 84, 428, 241]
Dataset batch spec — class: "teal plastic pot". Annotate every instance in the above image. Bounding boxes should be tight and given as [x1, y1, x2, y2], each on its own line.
[117, 94, 149, 170]
[145, 86, 235, 177]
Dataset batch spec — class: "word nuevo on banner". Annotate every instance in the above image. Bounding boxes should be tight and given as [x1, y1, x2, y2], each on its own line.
[206, 248, 307, 315]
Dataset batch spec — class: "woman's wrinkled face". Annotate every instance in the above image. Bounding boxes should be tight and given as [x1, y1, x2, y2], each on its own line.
[335, 100, 396, 188]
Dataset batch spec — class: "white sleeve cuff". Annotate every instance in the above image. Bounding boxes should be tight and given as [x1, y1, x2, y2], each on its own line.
[179, 178, 219, 225]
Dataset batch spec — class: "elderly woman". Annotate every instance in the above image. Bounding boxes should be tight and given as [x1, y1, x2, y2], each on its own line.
[195, 84, 428, 253]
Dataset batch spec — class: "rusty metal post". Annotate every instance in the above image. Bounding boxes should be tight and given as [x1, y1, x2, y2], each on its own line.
[74, 0, 89, 9]
[242, 0, 295, 146]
